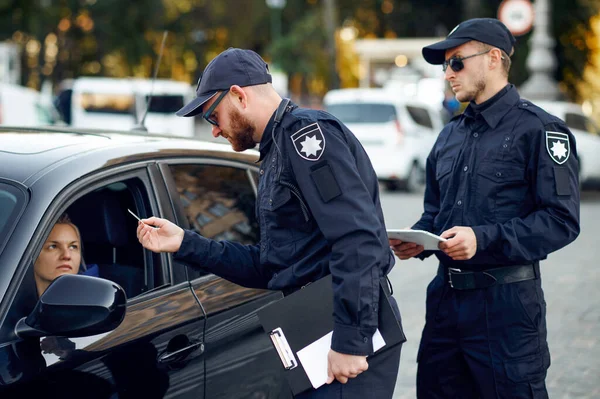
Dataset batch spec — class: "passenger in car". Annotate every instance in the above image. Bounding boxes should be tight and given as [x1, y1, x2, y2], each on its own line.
[34, 213, 98, 296]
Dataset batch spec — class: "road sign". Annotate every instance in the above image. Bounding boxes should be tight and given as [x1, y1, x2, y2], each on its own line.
[498, 0, 534, 36]
[266, 0, 286, 9]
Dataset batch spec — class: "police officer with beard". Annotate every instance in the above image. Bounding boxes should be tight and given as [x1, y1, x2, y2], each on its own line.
[390, 19, 580, 398]
[136, 48, 403, 398]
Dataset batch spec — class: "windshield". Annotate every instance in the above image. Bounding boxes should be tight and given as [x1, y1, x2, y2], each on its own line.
[325, 103, 397, 124]
[0, 182, 27, 255]
[146, 95, 185, 114]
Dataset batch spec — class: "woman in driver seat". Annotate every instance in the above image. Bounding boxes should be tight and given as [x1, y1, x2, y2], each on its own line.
[34, 213, 98, 296]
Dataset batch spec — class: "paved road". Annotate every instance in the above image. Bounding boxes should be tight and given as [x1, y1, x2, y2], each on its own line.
[383, 190, 600, 399]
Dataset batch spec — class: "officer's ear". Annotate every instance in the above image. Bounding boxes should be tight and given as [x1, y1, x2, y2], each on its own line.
[489, 48, 504, 71]
[229, 85, 248, 109]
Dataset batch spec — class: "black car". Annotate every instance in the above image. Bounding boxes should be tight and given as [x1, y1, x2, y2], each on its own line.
[0, 127, 291, 398]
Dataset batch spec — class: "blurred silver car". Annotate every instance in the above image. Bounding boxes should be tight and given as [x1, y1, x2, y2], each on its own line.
[534, 101, 600, 188]
[323, 88, 444, 192]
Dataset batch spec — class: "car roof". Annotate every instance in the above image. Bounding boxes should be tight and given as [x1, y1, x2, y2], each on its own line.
[323, 88, 403, 104]
[528, 100, 584, 118]
[0, 126, 258, 185]
[323, 88, 433, 108]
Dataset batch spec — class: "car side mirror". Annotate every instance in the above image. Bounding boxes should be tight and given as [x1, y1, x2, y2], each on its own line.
[15, 274, 126, 338]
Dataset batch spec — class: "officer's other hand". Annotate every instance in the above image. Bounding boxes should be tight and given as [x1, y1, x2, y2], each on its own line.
[136, 217, 184, 253]
[389, 238, 424, 260]
[326, 350, 368, 384]
[439, 226, 477, 260]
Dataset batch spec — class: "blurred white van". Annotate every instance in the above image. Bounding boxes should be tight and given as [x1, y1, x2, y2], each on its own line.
[59, 77, 195, 137]
[323, 88, 444, 191]
[0, 83, 56, 126]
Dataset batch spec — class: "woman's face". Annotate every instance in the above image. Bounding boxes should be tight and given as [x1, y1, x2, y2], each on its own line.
[34, 223, 81, 295]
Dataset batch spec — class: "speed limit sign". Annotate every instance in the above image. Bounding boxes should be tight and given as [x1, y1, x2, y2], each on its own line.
[498, 0, 534, 36]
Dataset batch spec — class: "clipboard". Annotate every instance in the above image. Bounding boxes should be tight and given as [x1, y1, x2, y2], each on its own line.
[257, 274, 406, 395]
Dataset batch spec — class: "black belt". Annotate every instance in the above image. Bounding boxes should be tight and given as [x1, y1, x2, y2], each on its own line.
[438, 262, 539, 290]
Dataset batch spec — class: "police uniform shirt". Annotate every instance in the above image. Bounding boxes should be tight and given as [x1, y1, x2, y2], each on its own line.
[412, 84, 580, 270]
[175, 102, 394, 356]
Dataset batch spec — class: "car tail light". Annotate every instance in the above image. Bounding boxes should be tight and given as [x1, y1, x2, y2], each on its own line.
[395, 119, 404, 144]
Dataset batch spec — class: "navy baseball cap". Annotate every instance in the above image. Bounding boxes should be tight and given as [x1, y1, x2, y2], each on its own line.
[176, 48, 272, 117]
[422, 18, 516, 65]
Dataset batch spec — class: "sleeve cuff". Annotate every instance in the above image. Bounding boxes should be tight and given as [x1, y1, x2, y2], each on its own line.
[331, 323, 375, 356]
[472, 225, 492, 252]
[174, 230, 210, 261]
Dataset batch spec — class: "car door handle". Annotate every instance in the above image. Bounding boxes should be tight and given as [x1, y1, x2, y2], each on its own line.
[158, 341, 204, 364]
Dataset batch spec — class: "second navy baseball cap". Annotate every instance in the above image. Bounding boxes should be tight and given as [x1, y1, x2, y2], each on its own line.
[176, 48, 272, 117]
[422, 18, 516, 65]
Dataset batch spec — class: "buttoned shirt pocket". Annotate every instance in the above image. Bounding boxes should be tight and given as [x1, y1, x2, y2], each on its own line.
[260, 183, 313, 242]
[435, 158, 454, 196]
[476, 162, 528, 222]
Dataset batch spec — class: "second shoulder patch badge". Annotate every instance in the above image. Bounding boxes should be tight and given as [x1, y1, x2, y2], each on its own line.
[291, 123, 325, 161]
[546, 131, 570, 165]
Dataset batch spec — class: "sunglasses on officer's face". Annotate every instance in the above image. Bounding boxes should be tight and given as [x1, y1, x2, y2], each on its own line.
[442, 49, 491, 73]
[202, 90, 229, 127]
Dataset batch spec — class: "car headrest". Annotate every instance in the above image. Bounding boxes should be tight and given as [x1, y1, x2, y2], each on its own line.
[70, 192, 129, 247]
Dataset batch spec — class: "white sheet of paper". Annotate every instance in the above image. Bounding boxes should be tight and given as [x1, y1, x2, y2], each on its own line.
[296, 329, 386, 389]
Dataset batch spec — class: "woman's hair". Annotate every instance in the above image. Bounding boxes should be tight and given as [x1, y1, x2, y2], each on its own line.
[55, 212, 87, 272]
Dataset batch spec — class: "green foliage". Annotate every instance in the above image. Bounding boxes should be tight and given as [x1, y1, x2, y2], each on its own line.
[0, 0, 596, 102]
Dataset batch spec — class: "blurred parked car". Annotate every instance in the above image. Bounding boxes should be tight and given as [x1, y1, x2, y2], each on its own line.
[323, 88, 444, 191]
[54, 77, 196, 137]
[534, 101, 600, 188]
[0, 127, 291, 398]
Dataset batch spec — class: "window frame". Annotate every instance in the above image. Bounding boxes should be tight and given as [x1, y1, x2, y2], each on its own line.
[158, 158, 260, 281]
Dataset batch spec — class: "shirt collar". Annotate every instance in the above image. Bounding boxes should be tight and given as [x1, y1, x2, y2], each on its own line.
[464, 84, 520, 129]
[257, 111, 277, 162]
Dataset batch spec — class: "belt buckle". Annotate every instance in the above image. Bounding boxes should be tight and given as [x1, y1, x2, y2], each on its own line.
[448, 268, 461, 288]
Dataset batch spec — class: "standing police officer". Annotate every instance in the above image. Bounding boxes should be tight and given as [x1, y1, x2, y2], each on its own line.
[390, 18, 580, 398]
[136, 48, 403, 398]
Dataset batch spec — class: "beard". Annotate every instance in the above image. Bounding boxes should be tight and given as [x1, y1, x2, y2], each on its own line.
[456, 73, 486, 103]
[225, 107, 257, 152]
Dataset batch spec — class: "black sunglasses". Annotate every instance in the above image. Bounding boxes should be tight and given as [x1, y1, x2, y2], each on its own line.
[442, 49, 491, 73]
[202, 90, 229, 127]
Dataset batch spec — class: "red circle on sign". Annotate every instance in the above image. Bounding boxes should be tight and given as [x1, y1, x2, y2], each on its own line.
[498, 0, 534, 36]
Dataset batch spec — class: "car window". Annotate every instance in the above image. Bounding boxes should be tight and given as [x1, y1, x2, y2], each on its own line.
[406, 105, 433, 129]
[146, 95, 185, 114]
[0, 182, 27, 255]
[325, 103, 397, 124]
[79, 93, 135, 114]
[62, 177, 162, 299]
[169, 164, 259, 244]
[565, 112, 600, 136]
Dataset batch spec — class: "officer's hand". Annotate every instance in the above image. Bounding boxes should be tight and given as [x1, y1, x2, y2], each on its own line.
[136, 217, 184, 253]
[389, 238, 424, 260]
[439, 226, 477, 260]
[326, 350, 368, 384]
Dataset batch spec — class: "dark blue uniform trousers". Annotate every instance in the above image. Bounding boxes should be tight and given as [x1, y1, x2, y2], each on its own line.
[295, 342, 401, 399]
[416, 273, 551, 398]
[296, 296, 403, 399]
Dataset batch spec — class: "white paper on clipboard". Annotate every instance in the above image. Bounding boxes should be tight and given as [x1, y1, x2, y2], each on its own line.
[387, 229, 446, 251]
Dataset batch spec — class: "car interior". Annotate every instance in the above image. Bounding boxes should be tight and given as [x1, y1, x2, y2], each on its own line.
[66, 180, 152, 299]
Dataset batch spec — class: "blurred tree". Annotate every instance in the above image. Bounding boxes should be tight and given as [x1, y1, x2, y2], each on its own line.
[0, 0, 596, 104]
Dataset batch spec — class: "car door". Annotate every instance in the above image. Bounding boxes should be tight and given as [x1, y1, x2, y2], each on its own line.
[0, 164, 207, 398]
[161, 160, 292, 398]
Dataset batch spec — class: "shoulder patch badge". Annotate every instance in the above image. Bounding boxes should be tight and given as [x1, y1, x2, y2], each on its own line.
[546, 131, 570, 165]
[291, 122, 325, 161]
